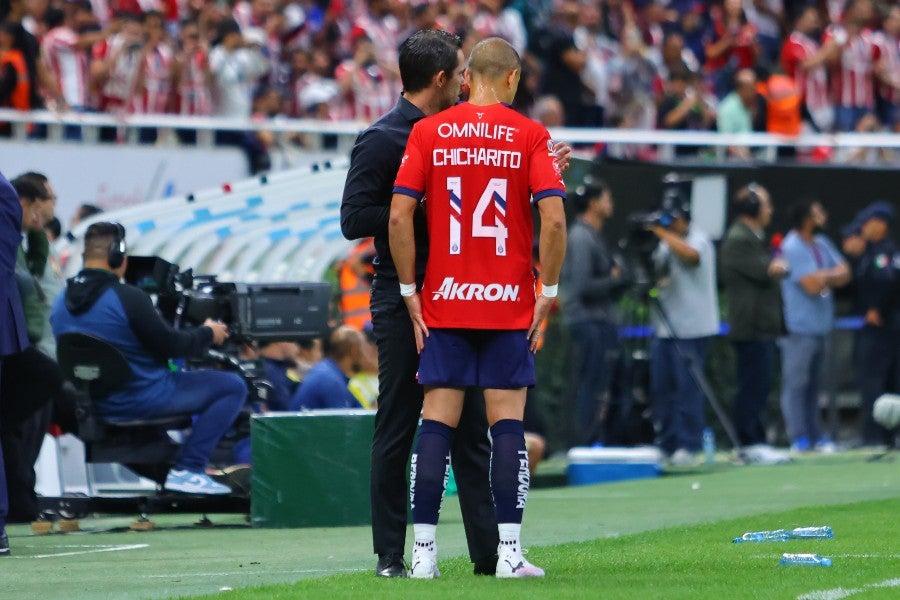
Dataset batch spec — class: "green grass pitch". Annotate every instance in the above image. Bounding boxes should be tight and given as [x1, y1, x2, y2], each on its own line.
[1, 451, 897, 599]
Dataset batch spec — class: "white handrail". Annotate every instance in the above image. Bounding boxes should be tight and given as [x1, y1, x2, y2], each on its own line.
[4, 108, 900, 150]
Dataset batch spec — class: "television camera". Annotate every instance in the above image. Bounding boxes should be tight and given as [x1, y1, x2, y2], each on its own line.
[124, 255, 331, 408]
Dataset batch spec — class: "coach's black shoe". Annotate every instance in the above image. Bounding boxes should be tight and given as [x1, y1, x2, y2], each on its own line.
[473, 554, 498, 575]
[0, 529, 9, 557]
[375, 553, 407, 577]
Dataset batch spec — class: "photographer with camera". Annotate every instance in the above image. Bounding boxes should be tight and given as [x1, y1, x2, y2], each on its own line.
[647, 189, 720, 467]
[560, 179, 631, 447]
[50, 222, 246, 495]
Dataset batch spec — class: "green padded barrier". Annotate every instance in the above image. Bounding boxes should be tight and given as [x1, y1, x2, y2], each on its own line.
[251, 410, 375, 528]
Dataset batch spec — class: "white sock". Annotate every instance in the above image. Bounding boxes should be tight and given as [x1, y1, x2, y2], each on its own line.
[498, 523, 521, 550]
[414, 524, 437, 547]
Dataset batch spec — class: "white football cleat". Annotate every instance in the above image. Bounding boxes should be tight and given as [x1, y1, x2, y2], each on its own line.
[408, 541, 439, 579]
[496, 542, 545, 578]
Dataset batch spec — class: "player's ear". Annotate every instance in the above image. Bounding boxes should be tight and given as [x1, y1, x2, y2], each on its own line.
[435, 69, 447, 88]
[507, 68, 520, 90]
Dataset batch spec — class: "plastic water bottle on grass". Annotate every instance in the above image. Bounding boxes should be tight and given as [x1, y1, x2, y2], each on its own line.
[702, 428, 715, 465]
[789, 526, 833, 539]
[780, 553, 832, 567]
[733, 529, 790, 543]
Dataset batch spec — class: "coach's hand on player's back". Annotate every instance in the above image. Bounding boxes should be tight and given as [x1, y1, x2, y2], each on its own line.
[402, 292, 429, 353]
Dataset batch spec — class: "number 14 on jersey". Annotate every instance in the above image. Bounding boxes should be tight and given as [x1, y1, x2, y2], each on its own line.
[447, 177, 509, 256]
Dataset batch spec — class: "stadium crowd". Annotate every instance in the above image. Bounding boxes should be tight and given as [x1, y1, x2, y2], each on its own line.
[2, 0, 900, 157]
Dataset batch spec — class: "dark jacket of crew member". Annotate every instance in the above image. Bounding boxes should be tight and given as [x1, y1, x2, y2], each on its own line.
[855, 237, 899, 329]
[719, 220, 785, 340]
[51, 269, 215, 418]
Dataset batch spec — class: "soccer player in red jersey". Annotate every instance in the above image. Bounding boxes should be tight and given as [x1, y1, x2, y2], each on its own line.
[389, 37, 567, 579]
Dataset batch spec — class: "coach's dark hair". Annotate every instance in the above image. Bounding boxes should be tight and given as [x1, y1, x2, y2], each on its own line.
[788, 198, 817, 230]
[398, 29, 462, 94]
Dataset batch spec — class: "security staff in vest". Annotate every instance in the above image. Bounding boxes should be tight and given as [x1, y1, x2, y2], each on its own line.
[559, 179, 631, 447]
[719, 184, 790, 464]
[842, 201, 899, 447]
[50, 222, 245, 495]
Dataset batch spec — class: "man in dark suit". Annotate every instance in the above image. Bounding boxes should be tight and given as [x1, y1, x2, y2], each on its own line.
[1, 170, 31, 556]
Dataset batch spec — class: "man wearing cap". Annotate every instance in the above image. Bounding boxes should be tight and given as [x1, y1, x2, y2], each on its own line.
[842, 201, 899, 447]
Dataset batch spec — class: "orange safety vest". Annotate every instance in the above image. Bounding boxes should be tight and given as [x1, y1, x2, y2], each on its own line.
[765, 74, 801, 137]
[0, 49, 30, 110]
[339, 239, 375, 330]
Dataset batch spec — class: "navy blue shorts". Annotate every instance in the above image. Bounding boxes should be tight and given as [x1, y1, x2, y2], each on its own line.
[418, 328, 535, 389]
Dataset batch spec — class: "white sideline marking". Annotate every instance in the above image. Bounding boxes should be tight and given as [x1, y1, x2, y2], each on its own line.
[798, 578, 900, 600]
[144, 568, 366, 578]
[17, 543, 149, 559]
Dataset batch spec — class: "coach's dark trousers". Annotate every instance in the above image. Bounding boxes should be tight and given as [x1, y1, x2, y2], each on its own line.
[369, 277, 498, 563]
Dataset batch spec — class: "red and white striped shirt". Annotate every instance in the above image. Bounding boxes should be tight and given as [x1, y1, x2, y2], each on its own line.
[874, 31, 900, 105]
[781, 32, 832, 115]
[176, 48, 212, 116]
[334, 59, 395, 122]
[42, 26, 89, 108]
[824, 26, 880, 108]
[92, 35, 142, 113]
[138, 43, 174, 114]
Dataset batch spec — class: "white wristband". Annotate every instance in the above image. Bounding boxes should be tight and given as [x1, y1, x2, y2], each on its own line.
[540, 283, 558, 298]
[399, 282, 417, 297]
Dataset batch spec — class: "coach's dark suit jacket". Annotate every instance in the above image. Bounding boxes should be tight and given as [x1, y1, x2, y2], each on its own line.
[1, 170, 29, 358]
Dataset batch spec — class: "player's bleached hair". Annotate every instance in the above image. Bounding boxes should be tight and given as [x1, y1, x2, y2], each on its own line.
[467, 37, 521, 81]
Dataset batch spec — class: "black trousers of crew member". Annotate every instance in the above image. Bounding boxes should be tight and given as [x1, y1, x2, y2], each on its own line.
[855, 325, 899, 446]
[0, 346, 75, 522]
[369, 278, 499, 563]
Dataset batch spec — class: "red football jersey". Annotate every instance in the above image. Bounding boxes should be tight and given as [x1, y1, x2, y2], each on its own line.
[393, 102, 566, 330]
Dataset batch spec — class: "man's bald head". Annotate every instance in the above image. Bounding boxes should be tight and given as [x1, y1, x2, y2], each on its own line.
[467, 37, 520, 81]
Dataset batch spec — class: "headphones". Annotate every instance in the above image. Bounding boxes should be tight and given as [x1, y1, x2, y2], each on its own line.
[735, 182, 763, 218]
[107, 223, 127, 269]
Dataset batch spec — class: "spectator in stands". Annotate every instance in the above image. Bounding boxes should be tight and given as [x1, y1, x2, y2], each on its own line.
[210, 18, 269, 172]
[351, 0, 402, 85]
[0, 21, 31, 124]
[50, 222, 245, 494]
[657, 69, 716, 154]
[534, 0, 595, 126]
[172, 18, 212, 117]
[719, 183, 789, 464]
[717, 68, 765, 159]
[289, 325, 364, 411]
[606, 22, 658, 130]
[560, 180, 630, 447]
[875, 5, 900, 133]
[842, 201, 898, 448]
[348, 326, 379, 409]
[649, 187, 720, 467]
[778, 199, 850, 453]
[676, 1, 713, 68]
[744, 0, 785, 69]
[705, 0, 759, 98]
[134, 11, 174, 142]
[90, 12, 144, 141]
[3, 0, 65, 116]
[781, 4, 837, 133]
[652, 31, 700, 82]
[825, 0, 880, 132]
[471, 0, 527, 56]
[335, 33, 395, 123]
[573, 0, 615, 127]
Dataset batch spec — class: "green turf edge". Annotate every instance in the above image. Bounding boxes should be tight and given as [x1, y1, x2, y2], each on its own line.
[186, 498, 900, 600]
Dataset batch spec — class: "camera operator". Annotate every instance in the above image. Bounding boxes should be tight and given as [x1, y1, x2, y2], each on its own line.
[560, 180, 631, 447]
[50, 222, 245, 495]
[647, 192, 720, 466]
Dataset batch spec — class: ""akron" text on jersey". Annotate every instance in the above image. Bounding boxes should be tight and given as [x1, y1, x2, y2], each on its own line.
[432, 277, 520, 302]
